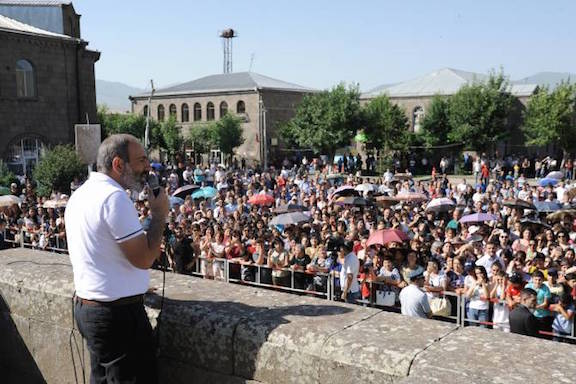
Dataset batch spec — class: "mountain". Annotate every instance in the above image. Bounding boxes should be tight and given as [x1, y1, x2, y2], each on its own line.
[95, 79, 144, 113]
[513, 72, 575, 90]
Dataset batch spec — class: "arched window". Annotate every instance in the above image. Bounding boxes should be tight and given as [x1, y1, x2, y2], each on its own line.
[413, 106, 424, 133]
[5, 135, 45, 175]
[143, 105, 149, 117]
[157, 105, 165, 121]
[16, 59, 36, 97]
[207, 102, 215, 121]
[181, 104, 189, 122]
[219, 101, 228, 118]
[193, 103, 202, 121]
[236, 100, 245, 114]
[169, 104, 177, 119]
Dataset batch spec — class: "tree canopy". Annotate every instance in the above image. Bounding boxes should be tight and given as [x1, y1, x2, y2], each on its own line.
[523, 83, 576, 155]
[416, 95, 451, 149]
[362, 94, 409, 151]
[446, 73, 514, 151]
[281, 83, 361, 156]
[33, 145, 86, 197]
[97, 106, 163, 148]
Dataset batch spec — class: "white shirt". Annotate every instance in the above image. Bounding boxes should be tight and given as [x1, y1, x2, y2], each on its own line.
[399, 284, 431, 318]
[65, 172, 148, 301]
[475, 254, 503, 278]
[340, 252, 360, 294]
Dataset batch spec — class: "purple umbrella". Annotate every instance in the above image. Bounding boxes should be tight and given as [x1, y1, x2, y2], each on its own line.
[459, 213, 499, 223]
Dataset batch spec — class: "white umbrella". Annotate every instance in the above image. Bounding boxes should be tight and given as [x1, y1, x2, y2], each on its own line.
[355, 183, 377, 194]
[546, 171, 564, 180]
[43, 199, 68, 209]
[269, 211, 311, 226]
[0, 195, 21, 208]
[426, 197, 455, 213]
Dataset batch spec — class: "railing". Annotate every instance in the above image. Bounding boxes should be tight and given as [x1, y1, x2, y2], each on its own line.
[2, 233, 574, 342]
[2, 228, 68, 254]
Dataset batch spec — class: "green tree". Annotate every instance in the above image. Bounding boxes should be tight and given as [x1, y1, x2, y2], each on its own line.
[417, 95, 451, 149]
[523, 83, 576, 157]
[213, 114, 245, 157]
[33, 145, 86, 197]
[187, 123, 218, 155]
[160, 116, 184, 161]
[362, 94, 409, 151]
[0, 161, 18, 188]
[281, 83, 361, 158]
[98, 105, 162, 148]
[447, 73, 514, 152]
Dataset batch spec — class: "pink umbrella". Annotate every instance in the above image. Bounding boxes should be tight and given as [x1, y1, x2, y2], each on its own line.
[366, 229, 409, 247]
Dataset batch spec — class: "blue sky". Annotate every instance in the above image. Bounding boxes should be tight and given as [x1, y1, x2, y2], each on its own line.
[75, 0, 576, 91]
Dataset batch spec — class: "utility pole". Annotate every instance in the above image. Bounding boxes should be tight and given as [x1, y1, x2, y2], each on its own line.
[144, 79, 155, 149]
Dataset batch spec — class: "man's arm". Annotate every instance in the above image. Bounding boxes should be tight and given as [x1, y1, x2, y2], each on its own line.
[119, 188, 169, 270]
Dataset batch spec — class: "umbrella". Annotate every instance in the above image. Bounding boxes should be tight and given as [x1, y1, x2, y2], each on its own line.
[355, 183, 377, 194]
[329, 185, 359, 200]
[273, 204, 309, 214]
[172, 184, 200, 199]
[191, 186, 218, 200]
[547, 209, 576, 222]
[0, 195, 21, 208]
[0, 186, 10, 196]
[169, 196, 185, 208]
[366, 229, 408, 247]
[333, 196, 371, 206]
[539, 178, 558, 187]
[459, 213, 499, 224]
[426, 197, 455, 213]
[248, 194, 275, 206]
[546, 171, 564, 180]
[520, 218, 551, 229]
[502, 198, 536, 210]
[43, 199, 68, 209]
[268, 211, 311, 226]
[393, 173, 413, 181]
[534, 201, 562, 213]
[395, 192, 428, 202]
[150, 162, 164, 171]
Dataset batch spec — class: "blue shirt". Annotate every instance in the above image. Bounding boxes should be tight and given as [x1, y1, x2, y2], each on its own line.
[526, 283, 552, 318]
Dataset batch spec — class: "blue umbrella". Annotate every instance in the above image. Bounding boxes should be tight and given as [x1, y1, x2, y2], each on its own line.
[539, 178, 558, 187]
[169, 196, 184, 208]
[191, 186, 218, 199]
[150, 162, 164, 171]
[534, 201, 562, 213]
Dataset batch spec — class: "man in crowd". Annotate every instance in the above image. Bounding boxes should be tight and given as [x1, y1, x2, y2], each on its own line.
[509, 288, 539, 337]
[399, 270, 432, 319]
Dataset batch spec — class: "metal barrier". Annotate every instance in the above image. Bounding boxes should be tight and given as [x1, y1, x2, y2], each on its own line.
[3, 228, 69, 254]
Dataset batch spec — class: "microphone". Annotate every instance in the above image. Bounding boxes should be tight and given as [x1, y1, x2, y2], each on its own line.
[147, 172, 161, 197]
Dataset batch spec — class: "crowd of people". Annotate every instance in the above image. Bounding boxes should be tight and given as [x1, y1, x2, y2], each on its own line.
[1, 155, 576, 342]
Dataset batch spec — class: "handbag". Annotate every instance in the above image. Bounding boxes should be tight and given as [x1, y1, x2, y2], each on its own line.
[376, 290, 396, 306]
[429, 297, 451, 317]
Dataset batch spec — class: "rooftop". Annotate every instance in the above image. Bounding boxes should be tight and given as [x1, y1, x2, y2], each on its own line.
[364, 68, 538, 98]
[136, 72, 316, 98]
[0, 13, 73, 39]
[0, 0, 71, 6]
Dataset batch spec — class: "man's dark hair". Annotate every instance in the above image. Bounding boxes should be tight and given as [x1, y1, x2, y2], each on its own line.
[97, 134, 137, 173]
[520, 288, 537, 300]
[532, 270, 544, 279]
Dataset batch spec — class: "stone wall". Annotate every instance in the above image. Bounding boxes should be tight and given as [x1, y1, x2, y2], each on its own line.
[0, 30, 99, 161]
[1, 248, 575, 384]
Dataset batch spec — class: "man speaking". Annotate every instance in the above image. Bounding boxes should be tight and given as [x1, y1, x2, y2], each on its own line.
[66, 134, 169, 383]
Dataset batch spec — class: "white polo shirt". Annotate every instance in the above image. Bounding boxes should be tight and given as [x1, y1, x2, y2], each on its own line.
[65, 172, 148, 301]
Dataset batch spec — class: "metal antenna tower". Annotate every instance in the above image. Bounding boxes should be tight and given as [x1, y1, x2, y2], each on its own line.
[219, 28, 237, 73]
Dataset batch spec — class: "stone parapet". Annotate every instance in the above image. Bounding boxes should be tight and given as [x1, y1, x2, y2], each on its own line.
[1, 248, 575, 384]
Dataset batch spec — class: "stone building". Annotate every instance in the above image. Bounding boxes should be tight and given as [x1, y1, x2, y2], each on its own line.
[361, 68, 538, 154]
[0, 1, 99, 175]
[129, 72, 315, 165]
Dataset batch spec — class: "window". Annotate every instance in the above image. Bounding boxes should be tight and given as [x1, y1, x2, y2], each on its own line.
[5, 135, 45, 175]
[169, 104, 177, 119]
[16, 59, 36, 97]
[236, 100, 245, 114]
[143, 105, 149, 117]
[207, 102, 215, 121]
[219, 101, 228, 118]
[181, 103, 189, 122]
[193, 103, 202, 121]
[413, 106, 424, 133]
[157, 105, 165, 121]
